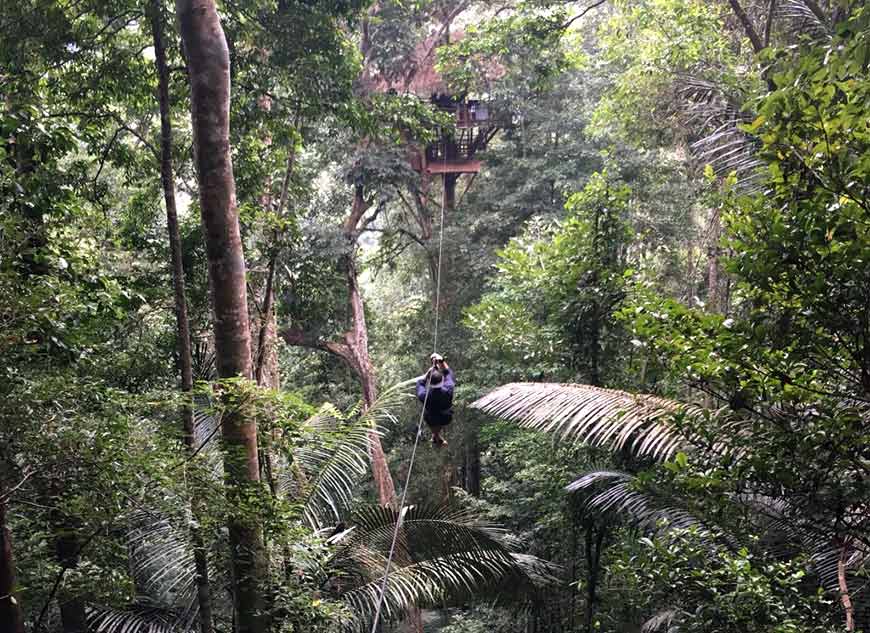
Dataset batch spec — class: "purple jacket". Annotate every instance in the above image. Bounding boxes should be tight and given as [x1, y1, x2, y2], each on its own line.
[417, 368, 455, 419]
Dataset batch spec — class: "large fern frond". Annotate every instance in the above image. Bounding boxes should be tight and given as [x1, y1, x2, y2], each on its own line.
[568, 470, 709, 534]
[641, 608, 684, 633]
[675, 77, 763, 189]
[776, 0, 830, 38]
[85, 603, 191, 633]
[330, 503, 558, 630]
[286, 380, 416, 529]
[740, 494, 869, 592]
[288, 403, 374, 529]
[340, 550, 551, 627]
[125, 512, 208, 628]
[335, 503, 514, 562]
[471, 383, 704, 461]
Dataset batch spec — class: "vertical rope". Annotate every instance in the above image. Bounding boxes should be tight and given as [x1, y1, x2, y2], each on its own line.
[368, 145, 450, 633]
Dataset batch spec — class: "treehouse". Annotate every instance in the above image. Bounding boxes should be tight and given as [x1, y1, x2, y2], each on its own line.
[408, 93, 501, 208]
[419, 95, 499, 176]
[371, 26, 506, 209]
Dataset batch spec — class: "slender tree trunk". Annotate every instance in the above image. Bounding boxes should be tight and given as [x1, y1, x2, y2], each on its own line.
[839, 539, 855, 632]
[254, 262, 279, 389]
[346, 255, 396, 506]
[254, 131, 299, 389]
[583, 523, 605, 633]
[55, 531, 87, 633]
[252, 93, 281, 392]
[724, 0, 777, 89]
[148, 3, 214, 631]
[707, 207, 722, 314]
[464, 429, 480, 496]
[343, 186, 396, 506]
[175, 3, 268, 632]
[443, 174, 457, 212]
[0, 490, 24, 633]
[279, 175, 396, 508]
[440, 447, 455, 505]
[725, 0, 764, 53]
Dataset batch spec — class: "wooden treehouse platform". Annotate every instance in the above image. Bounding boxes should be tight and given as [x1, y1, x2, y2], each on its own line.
[411, 96, 500, 176]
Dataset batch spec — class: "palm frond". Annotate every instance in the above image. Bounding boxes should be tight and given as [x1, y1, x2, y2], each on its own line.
[331, 502, 559, 630]
[737, 494, 869, 592]
[192, 403, 220, 455]
[341, 551, 555, 629]
[670, 77, 764, 190]
[85, 603, 192, 633]
[568, 470, 708, 534]
[285, 381, 415, 529]
[471, 383, 704, 461]
[641, 608, 683, 633]
[286, 403, 373, 529]
[776, 0, 830, 38]
[126, 512, 201, 627]
[337, 503, 513, 562]
[357, 378, 416, 431]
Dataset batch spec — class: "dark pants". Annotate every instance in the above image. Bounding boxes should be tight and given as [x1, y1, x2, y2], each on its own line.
[424, 409, 453, 429]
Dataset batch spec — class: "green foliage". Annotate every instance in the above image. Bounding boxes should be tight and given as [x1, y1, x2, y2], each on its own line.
[612, 530, 839, 633]
[6, 1, 870, 632]
[589, 0, 757, 146]
[438, 9, 577, 96]
[465, 172, 633, 383]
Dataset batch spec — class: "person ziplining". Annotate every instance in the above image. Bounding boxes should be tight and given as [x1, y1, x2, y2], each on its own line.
[416, 352, 454, 447]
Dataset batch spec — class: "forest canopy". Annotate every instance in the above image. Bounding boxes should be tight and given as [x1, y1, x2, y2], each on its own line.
[1, 1, 868, 633]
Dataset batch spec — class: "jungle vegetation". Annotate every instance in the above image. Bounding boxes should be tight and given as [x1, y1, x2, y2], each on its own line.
[1, 1, 868, 632]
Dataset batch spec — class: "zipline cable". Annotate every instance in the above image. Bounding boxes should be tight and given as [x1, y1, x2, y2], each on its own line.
[368, 143, 450, 633]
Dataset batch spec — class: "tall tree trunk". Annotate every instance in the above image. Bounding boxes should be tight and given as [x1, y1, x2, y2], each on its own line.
[148, 3, 214, 631]
[254, 263, 280, 389]
[464, 429, 481, 496]
[175, 3, 268, 632]
[55, 531, 86, 633]
[0, 489, 24, 633]
[706, 207, 722, 314]
[583, 522, 606, 633]
[839, 539, 855, 632]
[324, 184, 396, 506]
[252, 93, 281, 392]
[279, 179, 397, 508]
[443, 174, 457, 212]
[344, 252, 396, 506]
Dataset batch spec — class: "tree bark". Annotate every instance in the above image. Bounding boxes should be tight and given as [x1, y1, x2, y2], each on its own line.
[175, 2, 268, 632]
[443, 174, 457, 212]
[839, 539, 855, 632]
[726, 0, 764, 53]
[0, 490, 24, 633]
[282, 184, 396, 506]
[464, 430, 481, 496]
[342, 186, 397, 506]
[583, 523, 605, 633]
[725, 0, 778, 90]
[255, 139, 298, 388]
[344, 253, 397, 507]
[55, 531, 87, 633]
[148, 2, 214, 631]
[706, 207, 722, 314]
[255, 258, 279, 389]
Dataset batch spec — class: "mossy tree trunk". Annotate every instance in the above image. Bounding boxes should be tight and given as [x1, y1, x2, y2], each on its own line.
[176, 2, 268, 631]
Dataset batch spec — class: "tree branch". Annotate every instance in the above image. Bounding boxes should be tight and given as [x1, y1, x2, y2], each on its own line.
[800, 0, 828, 24]
[0, 470, 32, 505]
[561, 0, 608, 30]
[278, 327, 352, 363]
[763, 0, 777, 46]
[726, 0, 765, 54]
[401, 0, 472, 91]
